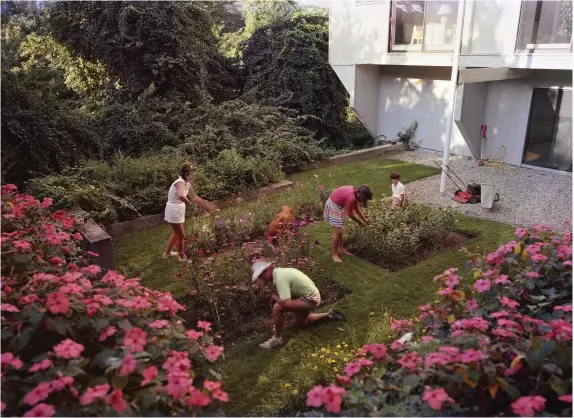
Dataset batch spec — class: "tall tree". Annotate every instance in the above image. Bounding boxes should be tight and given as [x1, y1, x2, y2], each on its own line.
[46, 1, 238, 104]
[242, 10, 350, 147]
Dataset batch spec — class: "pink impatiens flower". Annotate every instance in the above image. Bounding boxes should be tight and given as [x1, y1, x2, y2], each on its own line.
[23, 403, 56, 418]
[363, 343, 387, 360]
[473, 279, 491, 293]
[99, 326, 116, 342]
[108, 389, 128, 413]
[391, 319, 413, 331]
[500, 296, 519, 309]
[465, 299, 479, 311]
[212, 389, 229, 402]
[148, 320, 170, 329]
[390, 339, 405, 351]
[461, 348, 485, 363]
[185, 330, 204, 340]
[511, 396, 546, 417]
[323, 384, 346, 413]
[119, 354, 137, 377]
[29, 359, 52, 373]
[45, 292, 70, 315]
[554, 305, 573, 312]
[53, 339, 84, 359]
[1, 352, 23, 370]
[80, 384, 110, 406]
[197, 320, 212, 331]
[494, 275, 510, 285]
[187, 388, 211, 407]
[203, 344, 224, 362]
[422, 386, 454, 410]
[51, 376, 74, 392]
[421, 335, 436, 343]
[444, 275, 460, 289]
[559, 394, 572, 403]
[397, 352, 422, 370]
[18, 294, 40, 305]
[1, 303, 20, 312]
[306, 385, 325, 408]
[343, 362, 362, 377]
[23, 382, 53, 406]
[140, 366, 158, 386]
[123, 328, 147, 353]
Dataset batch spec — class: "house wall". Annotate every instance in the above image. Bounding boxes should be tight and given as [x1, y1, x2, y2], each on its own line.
[377, 66, 471, 157]
[354, 65, 381, 135]
[483, 70, 573, 166]
[454, 82, 488, 159]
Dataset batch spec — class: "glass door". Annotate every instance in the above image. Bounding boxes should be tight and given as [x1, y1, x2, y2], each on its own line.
[523, 88, 572, 172]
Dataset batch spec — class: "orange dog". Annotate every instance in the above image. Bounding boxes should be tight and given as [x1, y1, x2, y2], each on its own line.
[264, 206, 293, 238]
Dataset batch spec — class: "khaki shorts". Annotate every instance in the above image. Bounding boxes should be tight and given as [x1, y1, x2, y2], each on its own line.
[297, 290, 321, 310]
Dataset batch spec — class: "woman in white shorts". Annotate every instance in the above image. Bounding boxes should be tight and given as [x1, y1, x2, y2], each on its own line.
[163, 162, 217, 262]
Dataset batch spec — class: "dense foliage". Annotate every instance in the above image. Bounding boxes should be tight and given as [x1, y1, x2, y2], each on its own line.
[346, 200, 457, 269]
[306, 225, 573, 416]
[0, 185, 227, 416]
[2, 0, 371, 220]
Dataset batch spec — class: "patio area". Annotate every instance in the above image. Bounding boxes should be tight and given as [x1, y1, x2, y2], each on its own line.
[391, 149, 572, 231]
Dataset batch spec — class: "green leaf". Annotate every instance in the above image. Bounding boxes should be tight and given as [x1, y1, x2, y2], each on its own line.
[550, 376, 569, 395]
[541, 339, 556, 356]
[94, 318, 110, 332]
[372, 366, 386, 380]
[93, 348, 115, 368]
[141, 393, 156, 410]
[63, 365, 86, 377]
[526, 339, 545, 370]
[29, 312, 44, 327]
[17, 326, 35, 351]
[402, 374, 421, 389]
[1, 329, 14, 340]
[112, 375, 128, 390]
[504, 385, 521, 400]
[46, 317, 68, 335]
[118, 319, 132, 331]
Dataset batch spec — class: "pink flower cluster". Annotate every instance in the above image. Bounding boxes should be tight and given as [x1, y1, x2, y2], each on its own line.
[306, 384, 347, 413]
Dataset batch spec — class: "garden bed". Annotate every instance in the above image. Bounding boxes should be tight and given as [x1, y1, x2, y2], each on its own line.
[350, 230, 475, 271]
[178, 277, 348, 345]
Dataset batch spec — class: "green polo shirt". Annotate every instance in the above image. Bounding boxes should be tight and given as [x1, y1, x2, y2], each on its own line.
[273, 267, 318, 300]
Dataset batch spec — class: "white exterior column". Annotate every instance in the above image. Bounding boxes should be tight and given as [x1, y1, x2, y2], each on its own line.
[440, 0, 466, 193]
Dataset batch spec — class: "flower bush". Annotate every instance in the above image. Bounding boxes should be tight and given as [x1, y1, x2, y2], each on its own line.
[345, 201, 457, 270]
[1, 185, 227, 416]
[306, 225, 572, 416]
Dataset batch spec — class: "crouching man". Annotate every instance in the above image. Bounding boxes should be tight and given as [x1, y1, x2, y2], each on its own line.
[252, 260, 346, 349]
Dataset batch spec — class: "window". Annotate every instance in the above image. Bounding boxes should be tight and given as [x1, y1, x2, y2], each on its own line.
[517, 0, 572, 51]
[390, 0, 459, 52]
[523, 88, 572, 172]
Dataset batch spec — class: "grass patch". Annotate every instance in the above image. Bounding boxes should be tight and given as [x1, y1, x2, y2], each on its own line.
[113, 156, 514, 415]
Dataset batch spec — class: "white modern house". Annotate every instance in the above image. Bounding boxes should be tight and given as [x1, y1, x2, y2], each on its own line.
[329, 0, 573, 173]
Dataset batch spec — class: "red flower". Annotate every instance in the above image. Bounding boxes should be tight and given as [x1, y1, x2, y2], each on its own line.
[108, 389, 127, 413]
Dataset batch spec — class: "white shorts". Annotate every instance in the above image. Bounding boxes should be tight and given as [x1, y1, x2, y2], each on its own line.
[164, 202, 186, 224]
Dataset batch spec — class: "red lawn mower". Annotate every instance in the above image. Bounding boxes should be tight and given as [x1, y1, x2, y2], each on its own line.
[434, 161, 498, 205]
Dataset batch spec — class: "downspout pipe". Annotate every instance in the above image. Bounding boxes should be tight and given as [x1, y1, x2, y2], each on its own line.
[440, 0, 466, 193]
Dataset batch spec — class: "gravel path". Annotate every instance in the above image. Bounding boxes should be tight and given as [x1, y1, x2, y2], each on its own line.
[389, 149, 572, 231]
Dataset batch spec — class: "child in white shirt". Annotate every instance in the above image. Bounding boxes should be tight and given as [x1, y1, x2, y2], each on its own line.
[390, 172, 405, 209]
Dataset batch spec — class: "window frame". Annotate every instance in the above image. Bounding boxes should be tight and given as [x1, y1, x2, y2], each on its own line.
[389, 0, 459, 53]
[515, 0, 573, 53]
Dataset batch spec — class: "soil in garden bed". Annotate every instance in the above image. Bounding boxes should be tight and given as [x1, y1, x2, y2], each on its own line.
[178, 278, 348, 345]
[352, 231, 476, 272]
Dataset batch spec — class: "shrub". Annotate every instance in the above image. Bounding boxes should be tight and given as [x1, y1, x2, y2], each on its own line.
[346, 201, 457, 268]
[306, 225, 572, 417]
[0, 185, 228, 416]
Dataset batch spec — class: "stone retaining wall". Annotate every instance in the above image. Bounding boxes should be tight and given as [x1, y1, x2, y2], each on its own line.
[80, 143, 405, 271]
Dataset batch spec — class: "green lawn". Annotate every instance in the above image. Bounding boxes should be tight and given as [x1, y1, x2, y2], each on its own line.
[113, 156, 515, 416]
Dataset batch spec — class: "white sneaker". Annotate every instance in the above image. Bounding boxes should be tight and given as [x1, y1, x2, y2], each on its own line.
[162, 253, 171, 260]
[259, 336, 283, 349]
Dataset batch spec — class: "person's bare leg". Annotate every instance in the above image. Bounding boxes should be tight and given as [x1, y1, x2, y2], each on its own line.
[331, 227, 343, 263]
[175, 224, 185, 256]
[272, 303, 286, 338]
[338, 233, 351, 255]
[165, 230, 177, 255]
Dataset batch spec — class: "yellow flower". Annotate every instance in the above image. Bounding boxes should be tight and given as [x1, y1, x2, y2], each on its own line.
[320, 348, 326, 352]
[343, 357, 348, 362]
[313, 366, 318, 370]
[326, 349, 331, 354]
[336, 344, 342, 349]
[284, 383, 291, 388]
[319, 355, 324, 358]
[333, 367, 338, 373]
[293, 389, 298, 395]
[311, 353, 317, 357]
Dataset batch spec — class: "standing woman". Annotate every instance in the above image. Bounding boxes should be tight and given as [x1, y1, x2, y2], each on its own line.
[324, 184, 372, 263]
[163, 162, 217, 262]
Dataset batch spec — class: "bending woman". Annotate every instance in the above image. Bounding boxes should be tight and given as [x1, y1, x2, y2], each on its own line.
[163, 162, 217, 262]
[324, 184, 372, 263]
